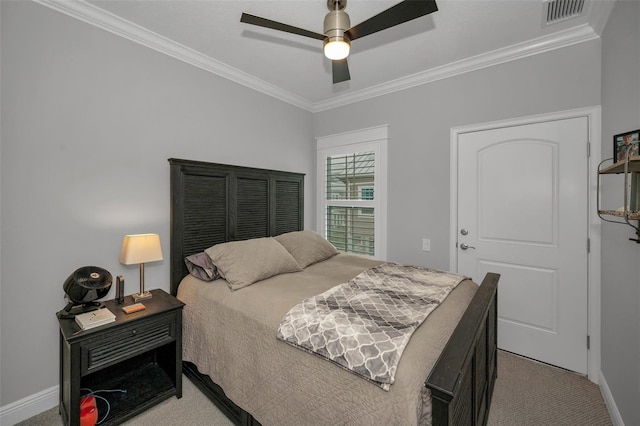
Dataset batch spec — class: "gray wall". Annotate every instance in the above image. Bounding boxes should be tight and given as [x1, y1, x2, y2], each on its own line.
[313, 41, 601, 271]
[0, 1, 313, 406]
[2, 1, 638, 424]
[600, 1, 640, 424]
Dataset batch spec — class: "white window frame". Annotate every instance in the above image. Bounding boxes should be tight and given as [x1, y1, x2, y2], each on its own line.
[316, 125, 388, 260]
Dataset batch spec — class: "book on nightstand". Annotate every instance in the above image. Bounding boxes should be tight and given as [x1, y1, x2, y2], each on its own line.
[75, 307, 116, 330]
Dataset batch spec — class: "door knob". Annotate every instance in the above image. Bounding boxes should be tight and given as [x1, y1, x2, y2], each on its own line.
[460, 228, 469, 236]
[460, 243, 476, 250]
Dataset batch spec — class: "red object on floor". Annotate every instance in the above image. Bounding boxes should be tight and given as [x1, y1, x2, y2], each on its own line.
[79, 395, 97, 426]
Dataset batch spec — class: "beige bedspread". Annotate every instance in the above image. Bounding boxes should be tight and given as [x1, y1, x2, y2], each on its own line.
[178, 254, 478, 426]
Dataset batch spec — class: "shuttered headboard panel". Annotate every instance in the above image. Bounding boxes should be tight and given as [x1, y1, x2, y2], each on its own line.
[169, 158, 304, 296]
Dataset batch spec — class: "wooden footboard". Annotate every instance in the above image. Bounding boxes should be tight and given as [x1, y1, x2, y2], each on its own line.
[426, 272, 499, 426]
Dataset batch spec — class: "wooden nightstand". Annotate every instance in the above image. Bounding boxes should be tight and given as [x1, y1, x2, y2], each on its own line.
[57, 289, 184, 426]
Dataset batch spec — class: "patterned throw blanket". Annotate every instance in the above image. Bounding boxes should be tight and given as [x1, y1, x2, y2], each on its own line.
[276, 262, 466, 390]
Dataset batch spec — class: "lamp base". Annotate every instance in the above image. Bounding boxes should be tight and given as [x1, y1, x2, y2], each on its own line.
[132, 291, 153, 302]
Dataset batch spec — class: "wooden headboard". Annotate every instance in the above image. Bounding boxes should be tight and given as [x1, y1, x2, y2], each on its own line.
[168, 158, 305, 296]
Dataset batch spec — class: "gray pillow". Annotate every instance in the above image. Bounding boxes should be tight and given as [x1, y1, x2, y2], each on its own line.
[205, 237, 302, 290]
[184, 252, 220, 281]
[275, 230, 338, 268]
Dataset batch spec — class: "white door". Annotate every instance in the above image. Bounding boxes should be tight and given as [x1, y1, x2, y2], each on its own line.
[457, 117, 589, 374]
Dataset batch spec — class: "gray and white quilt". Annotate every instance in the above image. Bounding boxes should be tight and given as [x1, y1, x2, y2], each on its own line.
[276, 262, 466, 390]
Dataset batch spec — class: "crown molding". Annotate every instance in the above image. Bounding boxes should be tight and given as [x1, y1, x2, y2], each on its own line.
[585, 0, 615, 36]
[33, 0, 315, 112]
[34, 0, 599, 114]
[312, 24, 599, 112]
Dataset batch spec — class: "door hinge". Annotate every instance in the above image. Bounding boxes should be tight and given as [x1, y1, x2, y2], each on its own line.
[587, 335, 591, 350]
[587, 238, 591, 253]
[587, 142, 591, 157]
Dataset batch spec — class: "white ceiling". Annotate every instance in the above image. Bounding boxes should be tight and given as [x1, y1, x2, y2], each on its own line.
[39, 0, 614, 111]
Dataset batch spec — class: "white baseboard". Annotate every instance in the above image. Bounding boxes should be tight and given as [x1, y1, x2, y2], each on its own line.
[0, 385, 58, 425]
[0, 372, 626, 425]
[599, 371, 625, 426]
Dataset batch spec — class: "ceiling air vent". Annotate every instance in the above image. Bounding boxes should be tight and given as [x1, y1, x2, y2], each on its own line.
[543, 0, 586, 26]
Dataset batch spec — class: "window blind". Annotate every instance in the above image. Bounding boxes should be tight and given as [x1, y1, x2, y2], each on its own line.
[326, 152, 375, 200]
[326, 206, 375, 256]
[324, 151, 375, 256]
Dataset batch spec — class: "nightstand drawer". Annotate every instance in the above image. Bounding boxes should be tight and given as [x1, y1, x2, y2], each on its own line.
[81, 313, 177, 375]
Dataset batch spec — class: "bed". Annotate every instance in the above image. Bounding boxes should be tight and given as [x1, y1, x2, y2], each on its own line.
[168, 158, 499, 426]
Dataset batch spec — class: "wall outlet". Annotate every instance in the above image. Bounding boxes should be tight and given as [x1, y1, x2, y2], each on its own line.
[422, 238, 431, 251]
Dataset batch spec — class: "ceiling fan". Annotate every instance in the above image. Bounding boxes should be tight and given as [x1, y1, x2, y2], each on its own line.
[240, 0, 438, 84]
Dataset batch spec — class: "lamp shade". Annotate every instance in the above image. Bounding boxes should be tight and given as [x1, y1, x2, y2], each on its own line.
[119, 234, 163, 265]
[324, 39, 350, 60]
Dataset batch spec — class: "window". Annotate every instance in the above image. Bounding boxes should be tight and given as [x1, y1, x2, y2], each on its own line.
[325, 151, 374, 255]
[316, 125, 388, 259]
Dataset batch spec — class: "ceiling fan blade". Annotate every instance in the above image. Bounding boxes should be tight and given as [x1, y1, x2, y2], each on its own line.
[347, 0, 438, 41]
[332, 59, 351, 84]
[241, 13, 326, 41]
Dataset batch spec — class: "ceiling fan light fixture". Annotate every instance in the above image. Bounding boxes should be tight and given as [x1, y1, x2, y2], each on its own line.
[324, 36, 350, 60]
[323, 7, 351, 60]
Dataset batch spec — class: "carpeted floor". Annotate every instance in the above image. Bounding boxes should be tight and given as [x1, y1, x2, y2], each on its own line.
[16, 351, 612, 426]
[487, 351, 612, 426]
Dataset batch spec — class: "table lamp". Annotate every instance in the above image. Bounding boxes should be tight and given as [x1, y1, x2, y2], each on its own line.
[119, 233, 163, 302]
